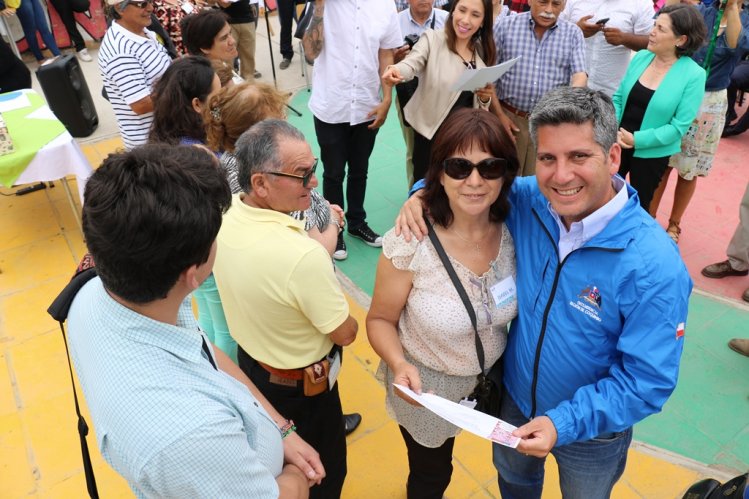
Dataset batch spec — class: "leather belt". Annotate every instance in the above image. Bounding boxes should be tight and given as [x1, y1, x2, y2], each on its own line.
[500, 100, 530, 119]
[258, 361, 304, 380]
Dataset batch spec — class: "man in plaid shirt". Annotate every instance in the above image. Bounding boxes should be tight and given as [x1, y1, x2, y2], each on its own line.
[493, 0, 587, 176]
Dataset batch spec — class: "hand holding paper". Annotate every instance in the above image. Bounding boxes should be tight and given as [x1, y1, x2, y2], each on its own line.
[393, 384, 520, 448]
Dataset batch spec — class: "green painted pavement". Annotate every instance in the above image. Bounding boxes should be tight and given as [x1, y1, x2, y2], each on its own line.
[287, 90, 749, 473]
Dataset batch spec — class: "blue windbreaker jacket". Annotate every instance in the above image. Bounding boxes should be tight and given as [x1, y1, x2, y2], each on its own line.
[505, 177, 692, 446]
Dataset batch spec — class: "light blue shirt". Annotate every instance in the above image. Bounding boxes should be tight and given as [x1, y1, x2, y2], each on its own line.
[398, 7, 448, 38]
[549, 175, 629, 261]
[68, 278, 284, 498]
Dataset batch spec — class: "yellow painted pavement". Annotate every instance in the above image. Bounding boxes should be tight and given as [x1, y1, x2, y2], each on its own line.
[0, 139, 713, 498]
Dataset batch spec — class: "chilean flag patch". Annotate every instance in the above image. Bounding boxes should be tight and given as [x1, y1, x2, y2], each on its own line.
[676, 322, 685, 339]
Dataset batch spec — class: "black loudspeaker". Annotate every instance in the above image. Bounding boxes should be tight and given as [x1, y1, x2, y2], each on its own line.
[36, 54, 98, 137]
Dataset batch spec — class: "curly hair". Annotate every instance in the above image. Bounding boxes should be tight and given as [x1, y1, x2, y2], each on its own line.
[203, 82, 289, 153]
[423, 108, 519, 228]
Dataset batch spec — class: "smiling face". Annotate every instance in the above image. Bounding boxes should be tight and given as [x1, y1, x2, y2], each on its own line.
[116, 0, 154, 33]
[529, 0, 565, 32]
[202, 23, 238, 63]
[440, 143, 503, 219]
[648, 13, 686, 58]
[535, 121, 620, 229]
[452, 0, 485, 41]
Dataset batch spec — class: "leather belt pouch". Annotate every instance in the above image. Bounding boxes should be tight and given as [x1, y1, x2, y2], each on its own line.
[303, 359, 329, 396]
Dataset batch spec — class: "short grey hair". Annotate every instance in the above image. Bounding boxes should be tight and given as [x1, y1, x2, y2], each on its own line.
[529, 87, 618, 155]
[234, 119, 306, 193]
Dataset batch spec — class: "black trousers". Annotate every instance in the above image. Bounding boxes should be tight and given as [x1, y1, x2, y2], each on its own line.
[238, 346, 347, 499]
[47, 0, 85, 51]
[313, 117, 379, 230]
[399, 425, 455, 499]
[277, 0, 295, 60]
[412, 130, 432, 184]
[618, 149, 670, 211]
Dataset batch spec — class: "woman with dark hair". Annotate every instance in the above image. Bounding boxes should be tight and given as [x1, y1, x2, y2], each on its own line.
[613, 3, 707, 211]
[381, 0, 510, 183]
[650, 0, 749, 243]
[181, 9, 239, 76]
[149, 56, 220, 145]
[367, 108, 518, 498]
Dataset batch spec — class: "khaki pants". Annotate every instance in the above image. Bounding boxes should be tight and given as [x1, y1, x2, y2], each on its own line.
[507, 111, 536, 177]
[231, 22, 256, 81]
[728, 181, 749, 271]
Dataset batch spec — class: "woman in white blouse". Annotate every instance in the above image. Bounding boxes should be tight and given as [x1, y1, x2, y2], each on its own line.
[367, 108, 519, 498]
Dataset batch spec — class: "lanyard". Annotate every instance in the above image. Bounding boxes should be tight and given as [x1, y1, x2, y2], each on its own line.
[703, 0, 728, 79]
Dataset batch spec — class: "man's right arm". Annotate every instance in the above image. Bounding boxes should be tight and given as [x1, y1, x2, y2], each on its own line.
[302, 0, 325, 63]
[328, 314, 358, 346]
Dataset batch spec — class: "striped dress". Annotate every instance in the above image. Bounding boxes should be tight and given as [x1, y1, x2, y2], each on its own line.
[98, 21, 171, 150]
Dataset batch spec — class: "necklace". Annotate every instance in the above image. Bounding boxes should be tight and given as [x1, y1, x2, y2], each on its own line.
[452, 225, 493, 254]
[457, 45, 477, 69]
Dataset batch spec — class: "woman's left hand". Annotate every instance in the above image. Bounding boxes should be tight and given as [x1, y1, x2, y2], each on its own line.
[329, 203, 345, 231]
[474, 83, 495, 106]
[617, 128, 634, 149]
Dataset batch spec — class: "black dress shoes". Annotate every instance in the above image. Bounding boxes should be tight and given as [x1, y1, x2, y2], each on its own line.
[344, 413, 362, 436]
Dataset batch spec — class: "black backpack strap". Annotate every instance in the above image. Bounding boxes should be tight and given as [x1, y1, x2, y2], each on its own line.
[47, 267, 100, 499]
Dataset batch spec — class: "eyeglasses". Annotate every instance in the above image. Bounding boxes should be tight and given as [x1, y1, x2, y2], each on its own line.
[264, 159, 318, 187]
[443, 157, 507, 180]
[128, 0, 152, 8]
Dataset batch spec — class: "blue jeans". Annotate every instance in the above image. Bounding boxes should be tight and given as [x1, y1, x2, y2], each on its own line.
[16, 0, 61, 61]
[493, 392, 632, 499]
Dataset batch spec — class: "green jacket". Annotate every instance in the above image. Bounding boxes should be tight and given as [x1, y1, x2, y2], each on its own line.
[613, 50, 706, 158]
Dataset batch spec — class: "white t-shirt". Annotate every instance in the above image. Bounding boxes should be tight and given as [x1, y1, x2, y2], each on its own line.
[561, 0, 654, 96]
[98, 21, 171, 150]
[309, 0, 403, 125]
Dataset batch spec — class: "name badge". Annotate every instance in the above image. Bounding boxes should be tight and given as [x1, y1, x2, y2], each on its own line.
[490, 276, 516, 308]
[327, 350, 341, 390]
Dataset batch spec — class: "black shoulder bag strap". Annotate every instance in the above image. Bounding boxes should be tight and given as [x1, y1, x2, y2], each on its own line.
[425, 219, 486, 376]
[47, 267, 100, 499]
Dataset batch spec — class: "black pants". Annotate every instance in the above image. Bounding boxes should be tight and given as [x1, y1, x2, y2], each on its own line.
[48, 0, 85, 52]
[238, 346, 347, 499]
[277, 0, 295, 60]
[412, 130, 433, 184]
[313, 117, 379, 230]
[399, 425, 455, 499]
[618, 149, 669, 211]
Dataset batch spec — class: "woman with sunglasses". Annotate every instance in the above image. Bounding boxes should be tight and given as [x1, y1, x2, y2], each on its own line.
[366, 108, 518, 498]
[381, 0, 511, 184]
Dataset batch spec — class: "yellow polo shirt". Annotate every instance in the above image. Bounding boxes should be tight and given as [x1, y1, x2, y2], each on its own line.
[214, 194, 349, 369]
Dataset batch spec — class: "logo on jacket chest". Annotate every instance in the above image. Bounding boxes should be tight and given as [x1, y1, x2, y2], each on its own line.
[568, 285, 602, 322]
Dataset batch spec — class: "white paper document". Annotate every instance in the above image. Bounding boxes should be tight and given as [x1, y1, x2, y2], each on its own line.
[393, 384, 520, 448]
[450, 56, 521, 93]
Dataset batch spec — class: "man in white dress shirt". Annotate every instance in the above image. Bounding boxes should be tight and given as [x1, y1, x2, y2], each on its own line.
[303, 0, 402, 261]
[561, 0, 654, 96]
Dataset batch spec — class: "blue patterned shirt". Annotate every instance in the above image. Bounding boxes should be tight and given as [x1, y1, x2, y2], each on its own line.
[68, 277, 284, 498]
[493, 11, 586, 113]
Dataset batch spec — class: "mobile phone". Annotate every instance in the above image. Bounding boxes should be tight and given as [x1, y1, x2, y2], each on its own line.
[595, 17, 610, 25]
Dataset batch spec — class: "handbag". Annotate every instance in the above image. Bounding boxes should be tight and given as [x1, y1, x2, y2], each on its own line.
[425, 219, 503, 417]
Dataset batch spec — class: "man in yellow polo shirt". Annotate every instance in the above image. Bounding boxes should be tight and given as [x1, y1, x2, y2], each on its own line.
[213, 119, 358, 499]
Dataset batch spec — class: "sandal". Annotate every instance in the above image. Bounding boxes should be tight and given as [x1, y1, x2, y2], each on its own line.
[666, 220, 681, 244]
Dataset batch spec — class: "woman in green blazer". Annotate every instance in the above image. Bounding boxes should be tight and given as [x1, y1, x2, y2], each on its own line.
[612, 3, 706, 211]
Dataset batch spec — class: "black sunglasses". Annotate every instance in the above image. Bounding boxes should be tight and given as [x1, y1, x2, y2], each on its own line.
[128, 0, 152, 8]
[442, 157, 507, 180]
[264, 159, 318, 187]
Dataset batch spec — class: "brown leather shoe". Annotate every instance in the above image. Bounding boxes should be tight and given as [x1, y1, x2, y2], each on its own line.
[728, 338, 749, 357]
[701, 260, 749, 279]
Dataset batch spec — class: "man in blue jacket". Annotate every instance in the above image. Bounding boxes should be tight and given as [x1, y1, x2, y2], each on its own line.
[397, 86, 692, 498]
